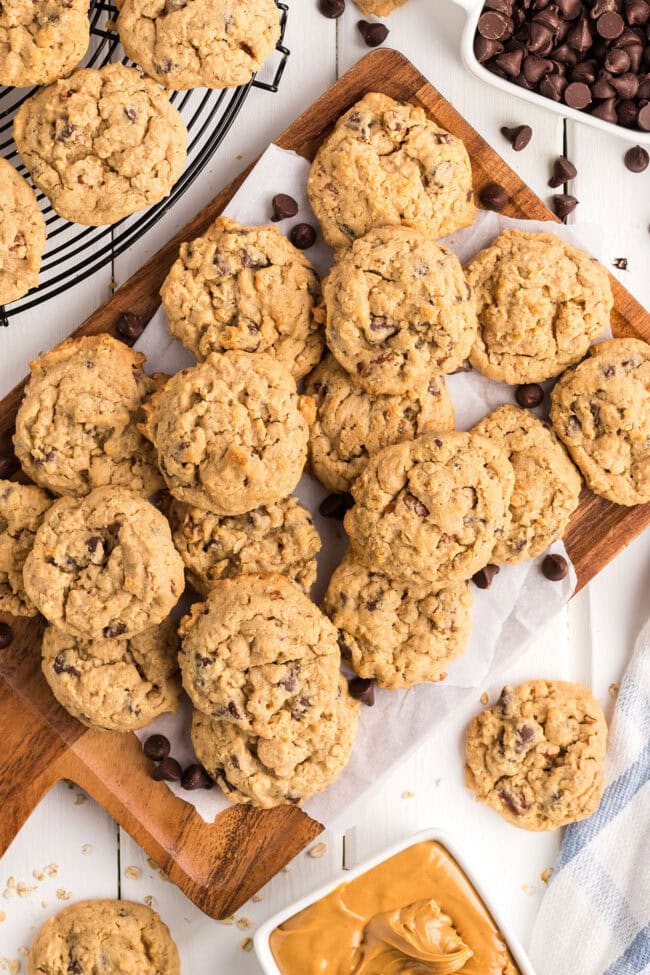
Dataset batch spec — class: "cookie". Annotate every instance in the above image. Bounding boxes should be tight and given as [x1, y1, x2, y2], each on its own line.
[465, 230, 613, 384]
[167, 495, 321, 596]
[160, 216, 323, 379]
[306, 354, 454, 493]
[0, 159, 46, 305]
[13, 63, 187, 226]
[191, 676, 359, 808]
[27, 899, 180, 975]
[14, 334, 164, 499]
[140, 351, 314, 516]
[465, 680, 607, 831]
[23, 487, 185, 640]
[550, 338, 650, 506]
[354, 0, 408, 13]
[41, 618, 180, 732]
[323, 227, 477, 394]
[344, 432, 515, 588]
[118, 0, 280, 90]
[0, 480, 51, 618]
[179, 574, 341, 738]
[473, 405, 581, 564]
[0, 0, 90, 87]
[323, 553, 472, 689]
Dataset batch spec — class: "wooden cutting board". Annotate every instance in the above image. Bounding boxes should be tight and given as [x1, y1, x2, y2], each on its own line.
[1, 49, 649, 921]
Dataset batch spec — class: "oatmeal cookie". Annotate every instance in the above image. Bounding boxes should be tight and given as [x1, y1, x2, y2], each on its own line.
[550, 338, 650, 506]
[179, 574, 341, 737]
[0, 0, 90, 87]
[168, 495, 321, 596]
[14, 334, 164, 499]
[13, 63, 187, 226]
[465, 680, 607, 831]
[0, 480, 51, 617]
[473, 405, 581, 563]
[354, 0, 408, 13]
[323, 553, 472, 689]
[344, 432, 515, 588]
[118, 0, 280, 90]
[323, 227, 477, 393]
[28, 899, 180, 975]
[306, 354, 454, 493]
[308, 92, 476, 250]
[140, 351, 314, 515]
[23, 487, 185, 640]
[160, 216, 323, 379]
[465, 230, 613, 384]
[0, 159, 46, 305]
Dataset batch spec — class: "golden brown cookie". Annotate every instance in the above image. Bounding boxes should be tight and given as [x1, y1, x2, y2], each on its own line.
[354, 0, 408, 13]
[0, 0, 90, 87]
[0, 159, 46, 305]
[0, 480, 51, 618]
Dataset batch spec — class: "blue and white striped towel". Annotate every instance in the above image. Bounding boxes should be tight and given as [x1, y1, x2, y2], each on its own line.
[529, 619, 650, 975]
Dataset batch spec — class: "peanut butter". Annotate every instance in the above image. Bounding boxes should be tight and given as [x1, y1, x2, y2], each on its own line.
[269, 841, 520, 975]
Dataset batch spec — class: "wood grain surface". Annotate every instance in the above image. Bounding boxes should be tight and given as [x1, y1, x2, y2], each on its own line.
[0, 48, 648, 920]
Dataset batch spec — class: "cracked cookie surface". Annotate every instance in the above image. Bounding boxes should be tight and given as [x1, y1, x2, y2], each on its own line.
[473, 405, 581, 564]
[23, 487, 185, 640]
[465, 230, 612, 384]
[550, 337, 650, 506]
[27, 898, 180, 975]
[0, 0, 90, 87]
[140, 351, 314, 516]
[323, 226, 477, 393]
[308, 92, 476, 250]
[0, 159, 46, 305]
[323, 552, 472, 689]
[118, 0, 280, 90]
[344, 432, 514, 588]
[161, 216, 323, 379]
[168, 495, 321, 596]
[465, 680, 607, 831]
[14, 63, 187, 226]
[306, 354, 454, 493]
[179, 574, 341, 738]
[0, 480, 51, 617]
[14, 334, 164, 499]
[42, 617, 180, 731]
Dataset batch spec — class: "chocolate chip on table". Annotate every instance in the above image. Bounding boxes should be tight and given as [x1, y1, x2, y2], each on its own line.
[501, 124, 533, 150]
[271, 193, 299, 221]
[548, 155, 578, 188]
[542, 553, 569, 581]
[357, 20, 389, 47]
[152, 757, 182, 782]
[479, 182, 509, 211]
[143, 734, 171, 762]
[0, 622, 14, 650]
[116, 312, 146, 342]
[624, 145, 649, 171]
[552, 194, 579, 220]
[318, 0, 345, 17]
[181, 764, 214, 790]
[613, 257, 628, 269]
[472, 564, 500, 590]
[318, 492, 354, 520]
[289, 223, 317, 250]
[515, 383, 545, 408]
[348, 677, 375, 706]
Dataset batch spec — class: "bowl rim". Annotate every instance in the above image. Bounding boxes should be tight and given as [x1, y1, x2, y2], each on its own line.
[253, 827, 537, 975]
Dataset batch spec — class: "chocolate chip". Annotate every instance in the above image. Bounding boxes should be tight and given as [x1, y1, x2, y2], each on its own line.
[143, 734, 171, 762]
[515, 723, 536, 752]
[181, 764, 214, 790]
[591, 97, 619, 122]
[613, 256, 629, 268]
[86, 535, 102, 555]
[475, 35, 504, 61]
[624, 145, 649, 170]
[617, 98, 639, 127]
[124, 107, 137, 122]
[227, 701, 241, 719]
[357, 19, 389, 46]
[540, 72, 568, 101]
[271, 193, 299, 221]
[348, 677, 375, 706]
[479, 182, 510, 211]
[557, 0, 582, 17]
[565, 80, 593, 107]
[501, 123, 533, 149]
[542, 553, 569, 580]
[52, 655, 80, 677]
[289, 223, 317, 249]
[549, 155, 578, 187]
[318, 0, 345, 16]
[638, 104, 650, 129]
[319, 492, 354, 520]
[478, 10, 513, 39]
[597, 10, 625, 37]
[604, 47, 630, 71]
[515, 382, 545, 408]
[610, 71, 639, 96]
[116, 312, 146, 342]
[625, 0, 649, 25]
[496, 49, 525, 75]
[152, 757, 182, 782]
[552, 194, 579, 220]
[104, 621, 127, 638]
[472, 564, 500, 589]
[0, 622, 14, 649]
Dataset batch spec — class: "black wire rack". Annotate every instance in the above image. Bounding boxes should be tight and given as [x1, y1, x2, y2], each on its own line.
[0, 0, 290, 323]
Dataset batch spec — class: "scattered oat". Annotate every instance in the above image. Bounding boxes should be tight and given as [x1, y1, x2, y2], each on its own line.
[81, 844, 93, 857]
[3, 878, 16, 900]
[56, 889, 71, 901]
[40, 901, 47, 910]
[74, 794, 87, 806]
[0, 913, 5, 923]
[236, 154, 245, 161]
[540, 868, 553, 884]
[0, 957, 20, 974]
[522, 883, 535, 896]
[32, 870, 45, 882]
[219, 915, 235, 925]
[16, 949, 27, 958]
[281, 864, 292, 873]
[240, 938, 253, 953]
[144, 896, 158, 909]
[308, 842, 327, 859]
[125, 866, 141, 881]
[17, 882, 37, 898]
[46, 865, 59, 878]
[252, 893, 264, 903]
[401, 791, 415, 799]
[480, 691, 489, 705]
[236, 916, 252, 930]
[609, 683, 620, 698]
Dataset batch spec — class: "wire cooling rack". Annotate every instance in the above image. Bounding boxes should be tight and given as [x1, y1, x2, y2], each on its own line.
[0, 0, 290, 322]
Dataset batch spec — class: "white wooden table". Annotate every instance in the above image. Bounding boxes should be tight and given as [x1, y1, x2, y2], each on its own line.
[1, 1, 649, 970]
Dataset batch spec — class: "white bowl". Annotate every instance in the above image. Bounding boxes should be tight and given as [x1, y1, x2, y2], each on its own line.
[450, 0, 650, 146]
[254, 827, 537, 975]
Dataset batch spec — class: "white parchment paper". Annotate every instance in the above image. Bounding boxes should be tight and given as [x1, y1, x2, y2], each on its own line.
[132, 144, 613, 829]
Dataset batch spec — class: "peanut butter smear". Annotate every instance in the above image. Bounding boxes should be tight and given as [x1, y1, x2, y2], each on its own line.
[269, 841, 520, 975]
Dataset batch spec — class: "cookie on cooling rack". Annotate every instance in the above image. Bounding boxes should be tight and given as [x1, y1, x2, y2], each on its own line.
[0, 159, 46, 306]
[0, 0, 90, 87]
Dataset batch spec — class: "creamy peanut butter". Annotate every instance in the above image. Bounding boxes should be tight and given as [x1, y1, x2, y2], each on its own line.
[270, 841, 520, 975]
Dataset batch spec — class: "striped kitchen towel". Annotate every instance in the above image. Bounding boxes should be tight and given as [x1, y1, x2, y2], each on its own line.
[529, 618, 650, 975]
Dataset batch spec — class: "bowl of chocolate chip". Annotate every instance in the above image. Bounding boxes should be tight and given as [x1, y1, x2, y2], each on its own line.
[452, 0, 650, 142]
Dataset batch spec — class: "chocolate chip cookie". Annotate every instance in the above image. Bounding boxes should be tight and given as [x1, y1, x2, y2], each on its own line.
[0, 0, 90, 87]
[323, 227, 477, 394]
[160, 216, 323, 379]
[140, 351, 314, 516]
[465, 230, 613, 384]
[308, 93, 476, 250]
[354, 0, 408, 12]
[14, 63, 187, 226]
[550, 337, 650, 506]
[28, 899, 180, 975]
[465, 680, 607, 831]
[0, 480, 51, 618]
[118, 0, 280, 90]
[323, 552, 472, 689]
[14, 334, 164, 499]
[179, 573, 341, 738]
[306, 354, 454, 493]
[473, 405, 582, 564]
[23, 487, 185, 640]
[344, 432, 515, 589]
[168, 495, 321, 596]
[0, 159, 46, 305]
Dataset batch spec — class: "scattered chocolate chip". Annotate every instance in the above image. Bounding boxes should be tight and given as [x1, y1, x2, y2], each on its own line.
[552, 194, 579, 220]
[472, 564, 500, 589]
[479, 182, 509, 211]
[143, 734, 171, 762]
[181, 764, 214, 790]
[549, 155, 578, 188]
[613, 256, 628, 269]
[542, 553, 569, 580]
[319, 492, 354, 520]
[515, 382, 545, 408]
[318, 0, 345, 16]
[271, 193, 299, 221]
[289, 223, 317, 249]
[116, 312, 146, 342]
[0, 622, 14, 649]
[501, 123, 533, 149]
[152, 757, 182, 782]
[348, 677, 375, 706]
[357, 19, 389, 46]
[597, 10, 625, 38]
